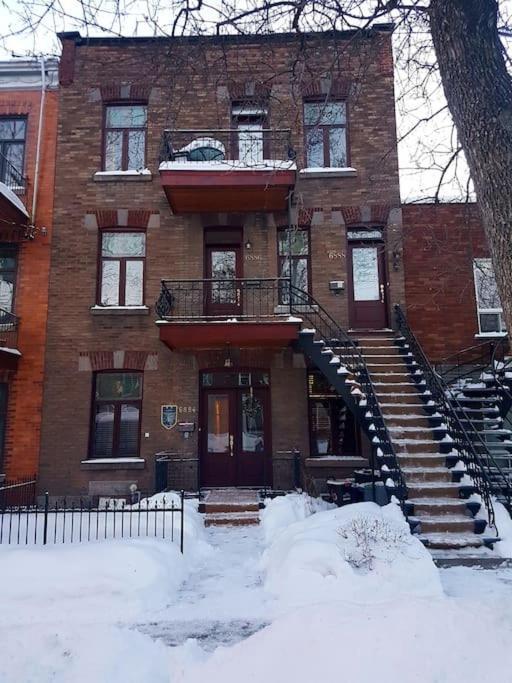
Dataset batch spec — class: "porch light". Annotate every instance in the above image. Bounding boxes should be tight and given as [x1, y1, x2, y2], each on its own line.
[245, 240, 252, 250]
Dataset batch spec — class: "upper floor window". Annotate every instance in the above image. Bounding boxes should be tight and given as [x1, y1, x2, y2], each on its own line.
[104, 105, 147, 171]
[0, 246, 17, 315]
[99, 231, 146, 307]
[91, 371, 142, 459]
[304, 101, 347, 168]
[473, 258, 506, 334]
[0, 118, 26, 187]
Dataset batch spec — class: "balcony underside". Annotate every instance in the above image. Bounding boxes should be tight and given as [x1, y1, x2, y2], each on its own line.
[0, 183, 28, 239]
[157, 320, 301, 350]
[0, 347, 20, 372]
[159, 167, 296, 213]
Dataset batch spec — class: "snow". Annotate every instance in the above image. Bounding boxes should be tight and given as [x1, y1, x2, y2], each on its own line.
[299, 166, 357, 174]
[94, 168, 152, 176]
[159, 159, 296, 172]
[3, 492, 512, 682]
[0, 180, 28, 216]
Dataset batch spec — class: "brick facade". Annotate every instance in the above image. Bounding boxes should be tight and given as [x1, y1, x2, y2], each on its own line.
[403, 203, 490, 363]
[0, 61, 59, 480]
[39, 28, 403, 497]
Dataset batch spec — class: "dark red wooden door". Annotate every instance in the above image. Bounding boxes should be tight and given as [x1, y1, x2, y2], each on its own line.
[205, 246, 242, 316]
[348, 242, 388, 329]
[236, 387, 270, 486]
[201, 389, 237, 487]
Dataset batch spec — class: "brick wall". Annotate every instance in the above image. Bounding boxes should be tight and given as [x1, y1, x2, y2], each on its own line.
[39, 29, 403, 496]
[0, 88, 58, 479]
[402, 203, 490, 363]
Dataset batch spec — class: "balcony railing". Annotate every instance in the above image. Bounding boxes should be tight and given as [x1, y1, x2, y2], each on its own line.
[156, 278, 293, 320]
[0, 151, 26, 196]
[159, 128, 295, 167]
[0, 309, 19, 350]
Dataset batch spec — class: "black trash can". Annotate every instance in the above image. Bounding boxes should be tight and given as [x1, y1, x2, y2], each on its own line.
[354, 468, 380, 484]
[327, 478, 364, 507]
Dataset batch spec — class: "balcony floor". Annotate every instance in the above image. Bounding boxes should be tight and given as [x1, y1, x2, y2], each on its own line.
[157, 319, 302, 350]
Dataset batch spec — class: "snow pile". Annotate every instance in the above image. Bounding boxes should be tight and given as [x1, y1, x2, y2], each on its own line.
[260, 492, 334, 545]
[494, 500, 512, 557]
[261, 501, 442, 607]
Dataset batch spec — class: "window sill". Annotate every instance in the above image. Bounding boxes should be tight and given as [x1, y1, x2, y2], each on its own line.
[274, 304, 319, 314]
[93, 170, 152, 182]
[299, 167, 357, 179]
[81, 458, 145, 470]
[305, 456, 368, 468]
[91, 305, 150, 316]
[474, 332, 507, 339]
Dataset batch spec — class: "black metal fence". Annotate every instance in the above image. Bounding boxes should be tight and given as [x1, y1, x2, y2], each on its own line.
[0, 308, 20, 351]
[0, 491, 185, 552]
[160, 128, 294, 166]
[0, 149, 26, 195]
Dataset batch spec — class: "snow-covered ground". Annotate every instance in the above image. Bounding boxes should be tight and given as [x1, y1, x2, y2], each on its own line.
[1, 492, 512, 682]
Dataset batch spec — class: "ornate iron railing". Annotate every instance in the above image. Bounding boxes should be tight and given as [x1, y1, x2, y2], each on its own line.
[395, 304, 511, 531]
[436, 338, 508, 383]
[0, 150, 26, 195]
[159, 128, 295, 166]
[0, 308, 19, 350]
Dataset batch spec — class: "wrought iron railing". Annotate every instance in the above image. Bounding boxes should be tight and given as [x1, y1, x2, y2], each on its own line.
[0, 150, 26, 195]
[436, 338, 508, 383]
[0, 308, 19, 350]
[395, 304, 511, 530]
[159, 128, 295, 166]
[0, 476, 36, 508]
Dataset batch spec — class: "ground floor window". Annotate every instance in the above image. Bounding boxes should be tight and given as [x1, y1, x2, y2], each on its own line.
[473, 259, 506, 334]
[90, 372, 142, 458]
[308, 372, 359, 457]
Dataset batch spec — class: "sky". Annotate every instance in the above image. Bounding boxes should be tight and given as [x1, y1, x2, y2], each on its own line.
[0, 0, 482, 203]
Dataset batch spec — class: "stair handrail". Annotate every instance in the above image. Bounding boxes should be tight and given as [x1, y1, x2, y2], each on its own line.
[436, 339, 501, 382]
[288, 284, 408, 508]
[395, 304, 510, 532]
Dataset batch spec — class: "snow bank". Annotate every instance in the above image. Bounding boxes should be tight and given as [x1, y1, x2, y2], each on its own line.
[171, 598, 512, 683]
[261, 501, 442, 607]
[260, 492, 334, 545]
[494, 501, 512, 557]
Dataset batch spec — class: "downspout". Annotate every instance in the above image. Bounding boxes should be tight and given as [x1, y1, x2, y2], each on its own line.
[31, 56, 46, 220]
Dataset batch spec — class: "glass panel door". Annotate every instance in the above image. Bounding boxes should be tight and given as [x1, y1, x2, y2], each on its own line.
[352, 247, 379, 301]
[237, 124, 263, 164]
[348, 242, 388, 329]
[207, 394, 231, 454]
[201, 389, 237, 487]
[206, 246, 241, 316]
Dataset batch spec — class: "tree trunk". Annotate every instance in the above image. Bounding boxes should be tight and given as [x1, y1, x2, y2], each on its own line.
[430, 0, 512, 335]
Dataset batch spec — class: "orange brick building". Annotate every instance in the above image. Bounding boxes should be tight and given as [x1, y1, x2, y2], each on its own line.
[0, 59, 59, 482]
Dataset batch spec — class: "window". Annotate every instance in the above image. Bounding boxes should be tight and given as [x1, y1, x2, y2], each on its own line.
[304, 101, 347, 168]
[0, 246, 17, 315]
[91, 372, 142, 458]
[99, 232, 145, 306]
[278, 227, 310, 302]
[473, 259, 506, 334]
[232, 103, 267, 164]
[104, 105, 147, 171]
[0, 118, 26, 187]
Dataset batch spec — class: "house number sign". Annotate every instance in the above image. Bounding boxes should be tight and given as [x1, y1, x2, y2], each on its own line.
[245, 254, 263, 261]
[161, 405, 196, 430]
[327, 250, 344, 259]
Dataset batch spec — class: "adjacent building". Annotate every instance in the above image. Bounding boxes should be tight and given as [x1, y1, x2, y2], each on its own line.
[0, 59, 59, 484]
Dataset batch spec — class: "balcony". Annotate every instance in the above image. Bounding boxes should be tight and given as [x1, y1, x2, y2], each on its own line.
[0, 309, 20, 371]
[155, 278, 301, 350]
[159, 129, 296, 214]
[0, 152, 28, 237]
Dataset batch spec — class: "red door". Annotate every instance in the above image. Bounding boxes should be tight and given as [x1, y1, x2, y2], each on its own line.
[200, 373, 271, 488]
[348, 242, 388, 329]
[205, 246, 242, 316]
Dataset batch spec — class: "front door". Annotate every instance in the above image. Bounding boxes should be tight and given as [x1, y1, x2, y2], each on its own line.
[205, 246, 242, 316]
[348, 242, 388, 329]
[200, 371, 271, 487]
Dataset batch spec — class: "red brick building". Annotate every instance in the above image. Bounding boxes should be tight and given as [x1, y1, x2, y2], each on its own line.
[38, 26, 408, 499]
[403, 203, 500, 363]
[0, 59, 59, 484]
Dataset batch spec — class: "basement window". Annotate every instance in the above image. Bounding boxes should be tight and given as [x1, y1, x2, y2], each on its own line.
[473, 259, 506, 335]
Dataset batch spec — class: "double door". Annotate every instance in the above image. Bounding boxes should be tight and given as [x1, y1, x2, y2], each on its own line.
[201, 385, 270, 487]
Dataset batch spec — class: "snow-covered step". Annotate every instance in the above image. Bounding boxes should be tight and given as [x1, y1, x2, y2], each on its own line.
[204, 511, 260, 527]
[417, 533, 486, 550]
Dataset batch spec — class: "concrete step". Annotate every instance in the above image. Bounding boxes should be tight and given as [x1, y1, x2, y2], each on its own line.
[380, 403, 430, 414]
[204, 511, 260, 527]
[384, 415, 433, 429]
[411, 516, 476, 534]
[408, 498, 472, 516]
[203, 503, 260, 514]
[401, 467, 451, 483]
[397, 454, 447, 467]
[417, 533, 485, 550]
[393, 439, 444, 453]
[406, 481, 462, 497]
[374, 383, 423, 394]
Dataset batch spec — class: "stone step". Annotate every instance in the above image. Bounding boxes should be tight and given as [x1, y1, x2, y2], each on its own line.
[374, 383, 423, 394]
[411, 516, 475, 534]
[204, 511, 260, 527]
[401, 467, 451, 483]
[406, 481, 462, 498]
[417, 533, 485, 550]
[384, 415, 432, 429]
[379, 403, 430, 414]
[203, 503, 260, 514]
[397, 454, 447, 467]
[408, 498, 471, 516]
[393, 439, 444, 453]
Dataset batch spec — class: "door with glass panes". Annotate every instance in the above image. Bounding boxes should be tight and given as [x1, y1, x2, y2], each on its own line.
[200, 371, 271, 487]
[347, 239, 387, 329]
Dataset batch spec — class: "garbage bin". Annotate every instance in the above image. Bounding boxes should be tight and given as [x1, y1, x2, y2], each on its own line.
[357, 481, 390, 506]
[327, 479, 364, 507]
[354, 468, 380, 484]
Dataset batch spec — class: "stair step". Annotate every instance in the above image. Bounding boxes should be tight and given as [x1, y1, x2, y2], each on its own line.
[406, 482, 462, 497]
[417, 533, 485, 549]
[408, 498, 471, 514]
[397, 454, 447, 466]
[204, 511, 260, 527]
[203, 503, 260, 513]
[401, 467, 451, 483]
[411, 517, 475, 534]
[374, 384, 423, 393]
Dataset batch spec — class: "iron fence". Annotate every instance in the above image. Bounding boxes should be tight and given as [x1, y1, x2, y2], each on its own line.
[160, 128, 294, 166]
[0, 491, 185, 552]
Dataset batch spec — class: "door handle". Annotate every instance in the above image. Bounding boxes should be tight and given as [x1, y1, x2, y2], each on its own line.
[236, 288, 241, 306]
[380, 284, 385, 304]
[229, 434, 234, 457]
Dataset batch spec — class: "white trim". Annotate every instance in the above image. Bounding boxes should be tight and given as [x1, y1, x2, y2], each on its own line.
[81, 458, 144, 464]
[474, 332, 507, 339]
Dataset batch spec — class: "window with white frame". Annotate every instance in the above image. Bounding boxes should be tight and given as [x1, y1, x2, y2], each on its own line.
[473, 259, 506, 334]
[99, 231, 146, 307]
